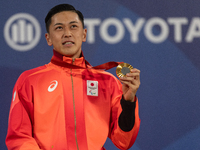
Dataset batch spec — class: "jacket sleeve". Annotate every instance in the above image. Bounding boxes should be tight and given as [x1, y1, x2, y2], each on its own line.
[6, 74, 41, 150]
[108, 77, 140, 150]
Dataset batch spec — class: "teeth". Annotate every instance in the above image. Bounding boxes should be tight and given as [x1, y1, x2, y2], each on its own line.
[64, 42, 72, 45]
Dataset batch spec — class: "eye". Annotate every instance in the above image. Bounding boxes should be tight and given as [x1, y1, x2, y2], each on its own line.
[71, 24, 78, 29]
[55, 26, 63, 30]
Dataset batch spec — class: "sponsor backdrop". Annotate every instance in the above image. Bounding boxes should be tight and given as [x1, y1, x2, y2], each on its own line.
[1, 0, 200, 149]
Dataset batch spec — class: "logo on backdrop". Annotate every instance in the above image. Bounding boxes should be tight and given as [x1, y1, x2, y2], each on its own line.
[4, 13, 41, 52]
[84, 17, 200, 44]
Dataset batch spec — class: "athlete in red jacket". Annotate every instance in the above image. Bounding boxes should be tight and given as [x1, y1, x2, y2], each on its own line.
[6, 4, 141, 150]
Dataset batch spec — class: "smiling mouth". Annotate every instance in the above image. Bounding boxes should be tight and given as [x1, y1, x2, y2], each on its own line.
[62, 41, 74, 45]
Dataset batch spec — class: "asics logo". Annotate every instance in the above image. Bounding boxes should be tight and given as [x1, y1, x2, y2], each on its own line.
[48, 80, 58, 92]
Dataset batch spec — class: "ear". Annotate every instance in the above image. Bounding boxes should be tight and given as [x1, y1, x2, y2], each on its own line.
[82, 28, 87, 42]
[45, 33, 53, 46]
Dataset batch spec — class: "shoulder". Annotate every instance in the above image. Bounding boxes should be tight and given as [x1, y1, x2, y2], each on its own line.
[16, 65, 48, 86]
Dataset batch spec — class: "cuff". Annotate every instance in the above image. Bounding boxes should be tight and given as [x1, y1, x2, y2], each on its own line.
[118, 96, 136, 132]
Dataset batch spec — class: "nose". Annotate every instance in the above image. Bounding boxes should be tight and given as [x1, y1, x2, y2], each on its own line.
[63, 28, 71, 38]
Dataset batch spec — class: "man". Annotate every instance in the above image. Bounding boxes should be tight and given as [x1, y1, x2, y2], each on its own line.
[6, 4, 140, 150]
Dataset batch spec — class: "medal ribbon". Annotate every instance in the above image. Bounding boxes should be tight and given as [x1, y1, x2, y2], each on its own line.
[51, 58, 123, 71]
[92, 61, 123, 70]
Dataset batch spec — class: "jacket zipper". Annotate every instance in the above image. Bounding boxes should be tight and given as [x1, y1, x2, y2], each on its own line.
[71, 59, 79, 150]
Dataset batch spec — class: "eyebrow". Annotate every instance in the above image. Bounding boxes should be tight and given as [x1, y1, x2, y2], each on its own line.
[54, 21, 79, 26]
[69, 21, 79, 24]
[54, 23, 63, 26]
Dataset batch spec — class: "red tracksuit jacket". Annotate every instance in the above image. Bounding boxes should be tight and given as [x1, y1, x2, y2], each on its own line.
[6, 50, 140, 150]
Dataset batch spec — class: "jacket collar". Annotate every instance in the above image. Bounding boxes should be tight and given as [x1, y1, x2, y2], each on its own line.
[51, 50, 91, 68]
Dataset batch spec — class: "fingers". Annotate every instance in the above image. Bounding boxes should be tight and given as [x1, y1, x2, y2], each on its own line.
[120, 68, 141, 101]
[120, 68, 140, 82]
[128, 68, 140, 79]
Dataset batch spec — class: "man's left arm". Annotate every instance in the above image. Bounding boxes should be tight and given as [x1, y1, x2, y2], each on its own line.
[118, 68, 141, 131]
[109, 68, 141, 150]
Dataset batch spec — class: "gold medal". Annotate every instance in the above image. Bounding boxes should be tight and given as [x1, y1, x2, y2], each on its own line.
[116, 63, 133, 78]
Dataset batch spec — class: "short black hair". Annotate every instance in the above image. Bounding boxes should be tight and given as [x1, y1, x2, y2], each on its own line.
[45, 4, 84, 33]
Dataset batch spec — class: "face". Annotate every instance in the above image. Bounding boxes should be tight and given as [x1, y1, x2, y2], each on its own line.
[45, 11, 87, 59]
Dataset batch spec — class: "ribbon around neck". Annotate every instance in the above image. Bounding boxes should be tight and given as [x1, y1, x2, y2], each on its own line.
[51, 58, 123, 71]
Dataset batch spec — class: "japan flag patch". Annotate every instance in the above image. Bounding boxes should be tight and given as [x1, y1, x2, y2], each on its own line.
[87, 80, 98, 96]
